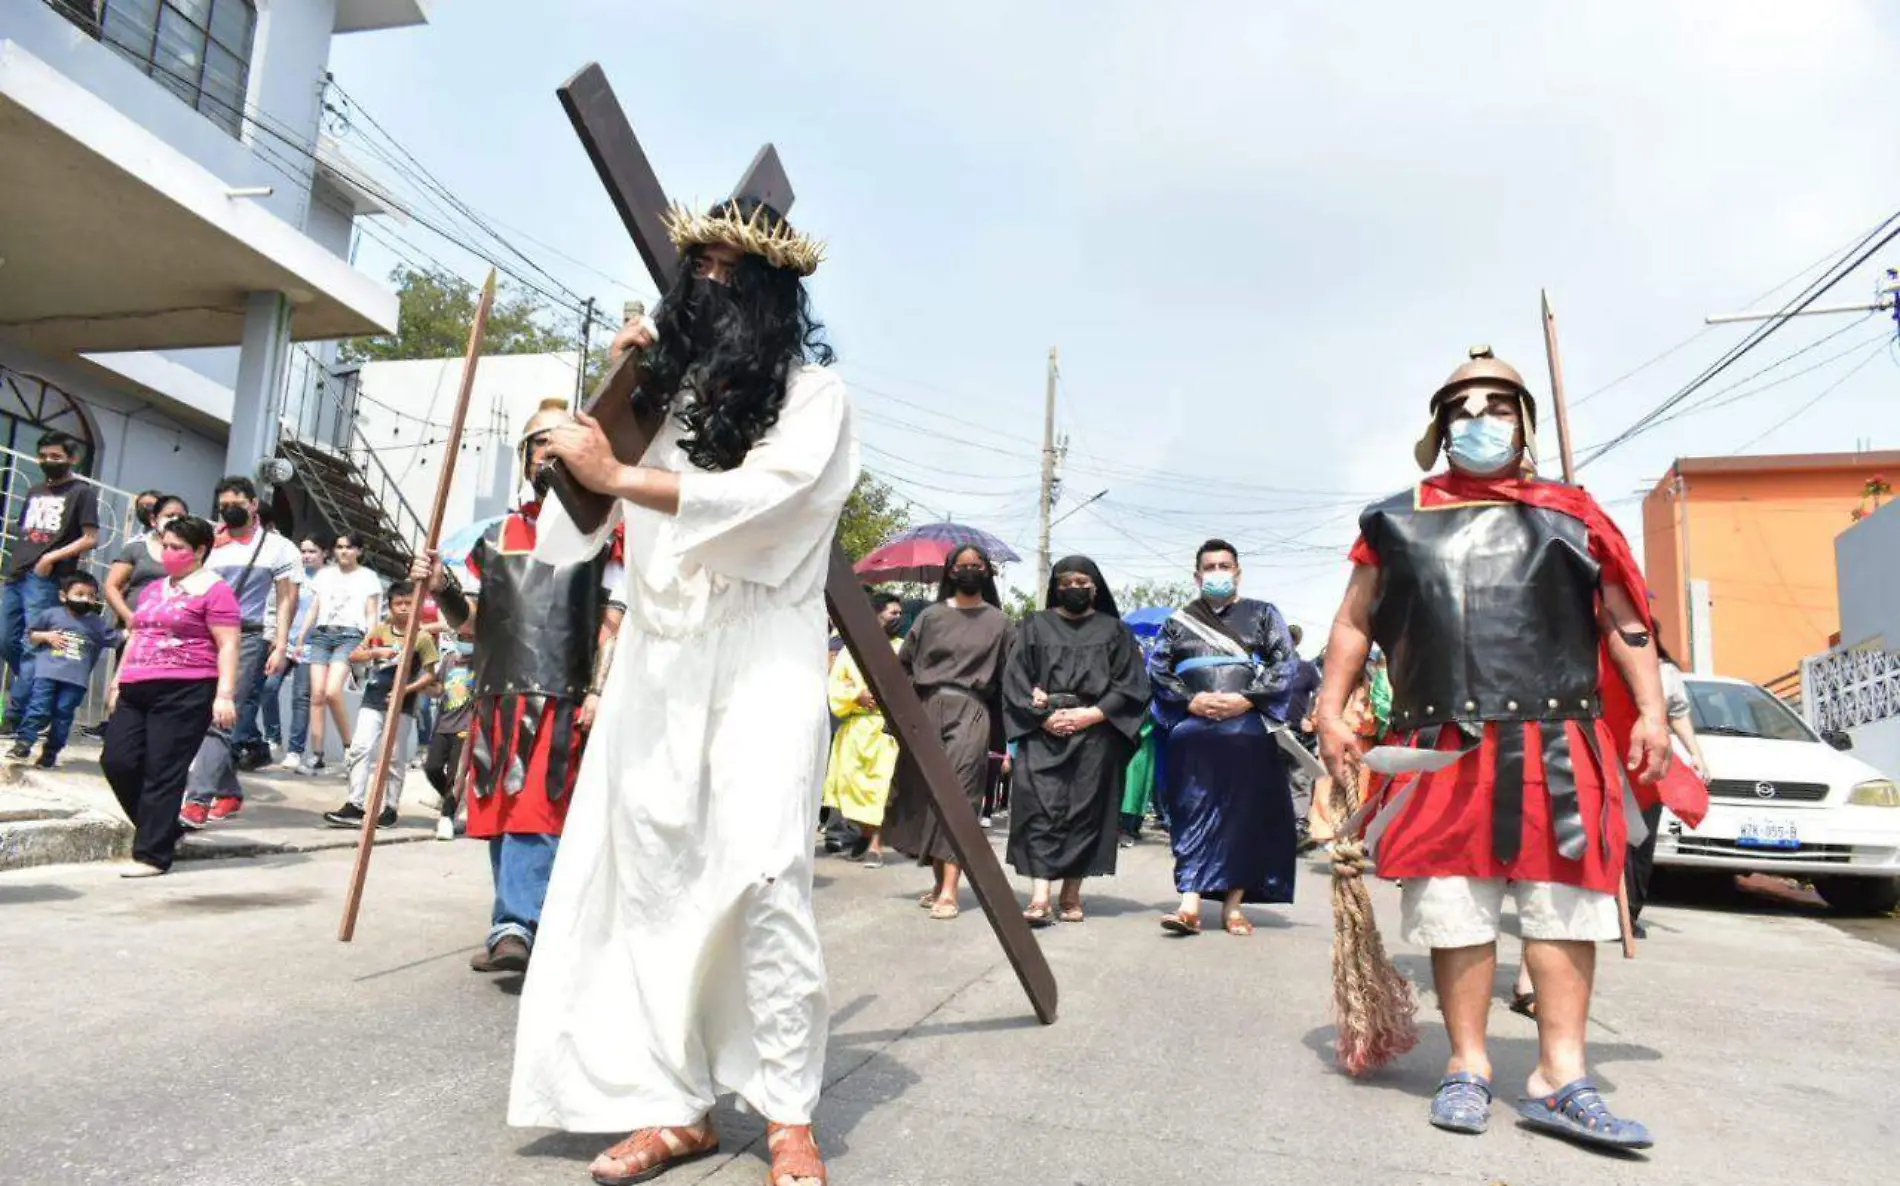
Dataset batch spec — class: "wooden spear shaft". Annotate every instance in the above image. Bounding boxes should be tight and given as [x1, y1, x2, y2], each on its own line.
[1541, 288, 1638, 961]
[338, 269, 498, 943]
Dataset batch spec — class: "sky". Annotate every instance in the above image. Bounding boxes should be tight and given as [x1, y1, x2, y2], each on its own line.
[328, 1, 1900, 637]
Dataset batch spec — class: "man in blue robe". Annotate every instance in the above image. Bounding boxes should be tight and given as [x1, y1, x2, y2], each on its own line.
[1149, 539, 1299, 936]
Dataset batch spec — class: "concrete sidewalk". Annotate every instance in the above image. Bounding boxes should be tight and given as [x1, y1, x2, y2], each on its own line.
[0, 739, 440, 870]
[1, 829, 1894, 1185]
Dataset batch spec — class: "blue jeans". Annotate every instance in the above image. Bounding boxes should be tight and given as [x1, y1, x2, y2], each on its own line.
[15, 678, 86, 754]
[488, 832, 559, 951]
[231, 631, 274, 750]
[1, 573, 59, 724]
[261, 660, 309, 755]
[185, 630, 270, 804]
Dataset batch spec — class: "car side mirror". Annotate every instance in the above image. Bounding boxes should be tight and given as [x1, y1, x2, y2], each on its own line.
[1822, 729, 1854, 752]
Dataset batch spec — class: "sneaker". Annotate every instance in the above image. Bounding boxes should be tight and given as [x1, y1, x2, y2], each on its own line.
[235, 746, 270, 773]
[7, 741, 31, 761]
[435, 816, 456, 842]
[179, 802, 210, 830]
[377, 807, 398, 829]
[119, 861, 166, 879]
[207, 796, 243, 822]
[35, 750, 58, 770]
[322, 803, 366, 829]
[279, 752, 303, 771]
[81, 722, 108, 740]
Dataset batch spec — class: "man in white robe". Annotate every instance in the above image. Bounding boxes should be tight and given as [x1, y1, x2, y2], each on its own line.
[511, 199, 852, 1186]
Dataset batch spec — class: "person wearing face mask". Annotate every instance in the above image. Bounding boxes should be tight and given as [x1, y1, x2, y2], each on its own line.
[105, 495, 189, 631]
[821, 592, 907, 868]
[882, 545, 1013, 922]
[102, 515, 240, 876]
[408, 399, 625, 971]
[1002, 556, 1149, 925]
[9, 573, 121, 767]
[177, 477, 302, 827]
[2, 432, 101, 735]
[1315, 346, 1707, 1150]
[1149, 540, 1303, 938]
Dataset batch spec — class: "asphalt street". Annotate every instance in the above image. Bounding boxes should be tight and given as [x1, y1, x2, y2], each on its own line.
[2, 833, 1896, 1185]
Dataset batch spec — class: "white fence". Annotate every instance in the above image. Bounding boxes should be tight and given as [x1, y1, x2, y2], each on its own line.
[1801, 646, 1900, 733]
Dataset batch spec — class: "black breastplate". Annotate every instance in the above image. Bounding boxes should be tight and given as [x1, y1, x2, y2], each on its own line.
[1361, 490, 1601, 731]
[472, 547, 607, 702]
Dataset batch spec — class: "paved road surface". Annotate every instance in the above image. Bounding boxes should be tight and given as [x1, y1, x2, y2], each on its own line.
[3, 834, 1895, 1185]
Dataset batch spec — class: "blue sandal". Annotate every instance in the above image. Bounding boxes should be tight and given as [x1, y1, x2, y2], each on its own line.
[1516, 1078, 1653, 1150]
[1428, 1071, 1492, 1134]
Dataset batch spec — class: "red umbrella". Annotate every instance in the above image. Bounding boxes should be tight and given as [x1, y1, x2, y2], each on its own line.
[853, 522, 1022, 583]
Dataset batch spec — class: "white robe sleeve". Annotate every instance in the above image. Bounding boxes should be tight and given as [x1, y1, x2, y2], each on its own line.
[670, 368, 859, 588]
[531, 490, 622, 568]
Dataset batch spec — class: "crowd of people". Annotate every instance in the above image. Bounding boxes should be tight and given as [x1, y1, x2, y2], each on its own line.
[817, 537, 1358, 937]
[0, 448, 478, 875]
[0, 192, 1716, 1179]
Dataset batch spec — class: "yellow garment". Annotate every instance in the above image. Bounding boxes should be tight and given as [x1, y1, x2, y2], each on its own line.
[823, 639, 901, 826]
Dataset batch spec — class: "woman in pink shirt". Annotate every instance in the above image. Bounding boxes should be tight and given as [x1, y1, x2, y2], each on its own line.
[103, 516, 240, 877]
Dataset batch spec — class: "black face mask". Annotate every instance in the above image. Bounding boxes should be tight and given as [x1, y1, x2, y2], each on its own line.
[530, 465, 554, 500]
[219, 505, 251, 529]
[1055, 586, 1095, 614]
[64, 599, 99, 615]
[136, 504, 157, 527]
[882, 615, 904, 637]
[950, 570, 986, 595]
[678, 273, 740, 356]
[40, 461, 71, 481]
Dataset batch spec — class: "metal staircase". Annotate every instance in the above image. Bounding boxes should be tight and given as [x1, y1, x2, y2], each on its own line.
[277, 361, 427, 580]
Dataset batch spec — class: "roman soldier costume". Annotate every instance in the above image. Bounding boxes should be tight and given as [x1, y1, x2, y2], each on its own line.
[1349, 350, 1707, 891]
[433, 400, 623, 968]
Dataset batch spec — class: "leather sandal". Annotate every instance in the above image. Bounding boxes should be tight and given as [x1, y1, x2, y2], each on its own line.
[765, 1122, 828, 1186]
[918, 891, 938, 909]
[1058, 902, 1085, 924]
[1023, 903, 1055, 928]
[929, 899, 960, 920]
[1160, 908, 1201, 936]
[1224, 911, 1254, 936]
[589, 1122, 719, 1185]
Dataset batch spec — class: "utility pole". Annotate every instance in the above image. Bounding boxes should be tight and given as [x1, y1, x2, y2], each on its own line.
[574, 297, 597, 402]
[1036, 346, 1061, 594]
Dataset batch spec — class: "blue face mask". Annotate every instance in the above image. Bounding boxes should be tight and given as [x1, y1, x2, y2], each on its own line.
[1200, 571, 1237, 600]
[1446, 416, 1521, 476]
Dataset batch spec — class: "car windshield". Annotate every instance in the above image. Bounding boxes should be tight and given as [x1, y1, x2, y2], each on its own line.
[1685, 680, 1817, 743]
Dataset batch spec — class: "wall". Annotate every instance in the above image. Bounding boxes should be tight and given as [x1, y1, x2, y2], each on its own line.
[1836, 498, 1900, 650]
[353, 353, 583, 532]
[1641, 480, 1686, 665]
[0, 341, 225, 509]
[1642, 458, 1891, 686]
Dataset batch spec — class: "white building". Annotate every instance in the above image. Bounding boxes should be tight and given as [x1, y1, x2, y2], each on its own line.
[350, 351, 583, 534]
[0, 0, 427, 542]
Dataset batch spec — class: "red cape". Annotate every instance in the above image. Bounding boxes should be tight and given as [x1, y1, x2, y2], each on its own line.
[1418, 474, 1709, 826]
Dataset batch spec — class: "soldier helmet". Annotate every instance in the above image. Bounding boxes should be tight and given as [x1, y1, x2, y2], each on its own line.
[1412, 346, 1540, 471]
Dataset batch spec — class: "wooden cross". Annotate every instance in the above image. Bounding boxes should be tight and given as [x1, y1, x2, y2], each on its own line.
[551, 64, 1058, 1024]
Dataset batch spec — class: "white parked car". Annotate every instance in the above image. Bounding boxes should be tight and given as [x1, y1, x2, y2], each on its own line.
[1654, 674, 1900, 914]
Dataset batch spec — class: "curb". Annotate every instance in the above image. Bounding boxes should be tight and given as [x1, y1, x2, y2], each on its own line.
[178, 830, 436, 862]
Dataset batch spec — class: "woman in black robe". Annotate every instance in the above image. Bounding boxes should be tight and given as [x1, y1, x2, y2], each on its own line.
[882, 545, 1011, 921]
[1003, 556, 1150, 924]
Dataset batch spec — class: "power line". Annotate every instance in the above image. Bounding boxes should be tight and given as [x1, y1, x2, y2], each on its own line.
[1729, 340, 1889, 454]
[1579, 208, 1900, 469]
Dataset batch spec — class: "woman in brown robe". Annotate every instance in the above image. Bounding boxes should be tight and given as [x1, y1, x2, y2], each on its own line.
[882, 544, 1011, 920]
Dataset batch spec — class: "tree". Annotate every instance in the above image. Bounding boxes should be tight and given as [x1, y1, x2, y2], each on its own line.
[1115, 579, 1196, 610]
[340, 267, 581, 365]
[836, 472, 911, 563]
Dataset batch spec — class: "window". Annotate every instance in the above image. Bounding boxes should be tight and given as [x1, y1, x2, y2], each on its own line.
[91, 0, 258, 138]
[1686, 680, 1817, 744]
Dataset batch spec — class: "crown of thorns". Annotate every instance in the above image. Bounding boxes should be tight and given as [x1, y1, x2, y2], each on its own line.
[663, 202, 826, 276]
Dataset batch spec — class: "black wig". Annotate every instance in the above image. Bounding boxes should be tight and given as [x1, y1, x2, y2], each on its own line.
[635, 198, 834, 473]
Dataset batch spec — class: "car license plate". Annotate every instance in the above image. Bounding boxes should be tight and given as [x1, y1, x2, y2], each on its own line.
[1736, 818, 1800, 850]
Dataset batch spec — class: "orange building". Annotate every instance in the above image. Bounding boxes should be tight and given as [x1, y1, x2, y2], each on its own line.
[1641, 450, 1900, 687]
